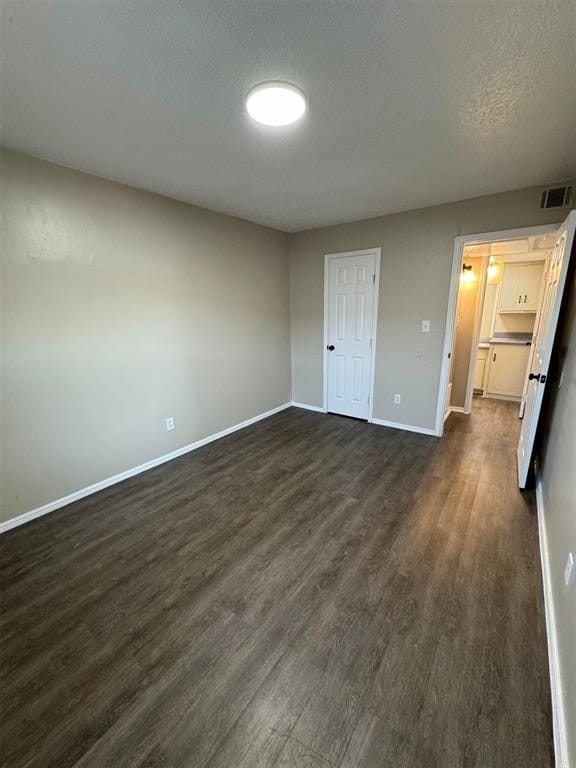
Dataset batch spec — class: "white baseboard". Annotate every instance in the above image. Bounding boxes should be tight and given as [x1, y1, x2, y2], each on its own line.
[448, 406, 467, 414]
[536, 474, 570, 768]
[369, 417, 437, 437]
[0, 402, 292, 535]
[483, 393, 521, 403]
[291, 401, 327, 413]
[292, 403, 436, 436]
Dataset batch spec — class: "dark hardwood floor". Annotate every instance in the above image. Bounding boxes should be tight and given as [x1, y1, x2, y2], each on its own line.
[0, 399, 552, 768]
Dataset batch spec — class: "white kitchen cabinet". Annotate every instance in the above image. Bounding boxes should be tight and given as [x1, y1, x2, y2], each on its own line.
[498, 262, 544, 312]
[485, 344, 531, 398]
[473, 347, 488, 391]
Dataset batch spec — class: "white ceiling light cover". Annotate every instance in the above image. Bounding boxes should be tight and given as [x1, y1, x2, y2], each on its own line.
[246, 82, 307, 126]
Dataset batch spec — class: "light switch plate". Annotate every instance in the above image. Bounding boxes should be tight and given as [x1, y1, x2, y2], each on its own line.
[421, 320, 431, 333]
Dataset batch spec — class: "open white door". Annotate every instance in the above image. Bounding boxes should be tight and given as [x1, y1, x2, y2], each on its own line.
[517, 211, 576, 488]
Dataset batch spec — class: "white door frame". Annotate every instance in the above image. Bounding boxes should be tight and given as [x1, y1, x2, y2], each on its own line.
[462, 252, 490, 414]
[323, 248, 381, 421]
[434, 223, 560, 437]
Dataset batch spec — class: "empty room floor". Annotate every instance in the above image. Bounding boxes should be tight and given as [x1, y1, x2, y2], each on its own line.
[0, 399, 552, 768]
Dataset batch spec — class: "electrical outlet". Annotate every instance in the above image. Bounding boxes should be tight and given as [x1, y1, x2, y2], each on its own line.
[165, 417, 175, 432]
[421, 320, 431, 333]
[394, 394, 401, 405]
[565, 552, 575, 588]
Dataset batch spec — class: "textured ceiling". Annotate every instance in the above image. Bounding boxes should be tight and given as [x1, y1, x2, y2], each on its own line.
[1, 1, 575, 232]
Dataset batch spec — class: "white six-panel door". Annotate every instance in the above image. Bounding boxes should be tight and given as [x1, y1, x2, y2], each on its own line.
[325, 250, 378, 420]
[517, 211, 576, 488]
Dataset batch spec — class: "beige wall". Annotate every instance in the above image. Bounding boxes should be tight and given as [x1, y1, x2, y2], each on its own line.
[0, 150, 290, 523]
[450, 256, 482, 409]
[289, 186, 572, 429]
[538, 262, 576, 766]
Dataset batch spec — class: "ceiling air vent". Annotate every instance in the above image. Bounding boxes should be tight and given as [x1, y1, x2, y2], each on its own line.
[540, 185, 573, 209]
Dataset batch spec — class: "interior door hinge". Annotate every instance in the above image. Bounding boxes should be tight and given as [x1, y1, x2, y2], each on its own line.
[372, 274, 376, 283]
[368, 395, 370, 405]
[370, 337, 373, 347]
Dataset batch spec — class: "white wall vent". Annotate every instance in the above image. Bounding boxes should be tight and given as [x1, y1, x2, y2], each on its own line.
[540, 185, 573, 209]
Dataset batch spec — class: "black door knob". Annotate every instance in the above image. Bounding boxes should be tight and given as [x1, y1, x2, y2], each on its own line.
[327, 344, 335, 351]
[528, 372, 540, 381]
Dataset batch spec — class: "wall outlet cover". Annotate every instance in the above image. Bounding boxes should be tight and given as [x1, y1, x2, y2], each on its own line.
[421, 320, 431, 333]
[165, 417, 175, 431]
[394, 394, 401, 404]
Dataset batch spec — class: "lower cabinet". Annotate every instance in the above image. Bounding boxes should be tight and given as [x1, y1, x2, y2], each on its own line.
[473, 348, 488, 391]
[485, 344, 530, 398]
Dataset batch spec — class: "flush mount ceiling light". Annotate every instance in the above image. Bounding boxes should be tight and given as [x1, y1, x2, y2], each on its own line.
[246, 81, 307, 126]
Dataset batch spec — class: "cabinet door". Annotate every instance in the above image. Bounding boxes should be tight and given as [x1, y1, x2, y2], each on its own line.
[486, 345, 531, 397]
[519, 263, 544, 310]
[499, 265, 524, 311]
[474, 349, 488, 390]
[499, 262, 544, 312]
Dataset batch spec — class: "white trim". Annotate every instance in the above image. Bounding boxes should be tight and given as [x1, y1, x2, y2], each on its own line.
[368, 253, 381, 422]
[482, 392, 522, 403]
[369, 417, 437, 436]
[435, 236, 465, 436]
[323, 254, 330, 413]
[455, 223, 561, 245]
[291, 401, 327, 413]
[434, 223, 560, 438]
[0, 402, 292, 535]
[463, 253, 489, 414]
[445, 381, 453, 417]
[535, 472, 570, 768]
[293, 402, 437, 436]
[323, 248, 381, 420]
[448, 406, 467, 414]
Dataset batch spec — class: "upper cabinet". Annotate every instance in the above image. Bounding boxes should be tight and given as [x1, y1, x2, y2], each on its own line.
[498, 262, 544, 312]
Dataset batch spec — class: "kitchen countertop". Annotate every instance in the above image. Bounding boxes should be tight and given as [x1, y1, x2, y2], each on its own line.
[490, 333, 532, 345]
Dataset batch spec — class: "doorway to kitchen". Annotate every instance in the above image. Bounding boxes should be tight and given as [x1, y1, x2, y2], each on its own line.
[436, 214, 576, 488]
[447, 234, 553, 420]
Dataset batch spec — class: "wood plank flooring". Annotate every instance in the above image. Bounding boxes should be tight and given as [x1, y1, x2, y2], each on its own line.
[0, 399, 552, 767]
